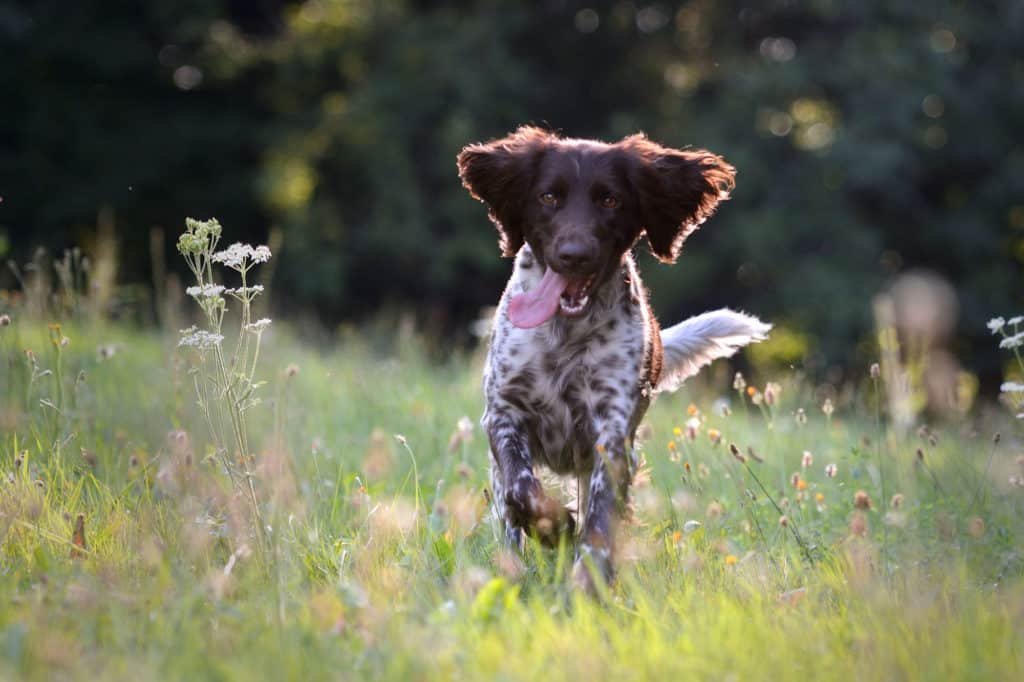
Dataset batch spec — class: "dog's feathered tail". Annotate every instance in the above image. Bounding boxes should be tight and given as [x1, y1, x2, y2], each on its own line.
[655, 309, 772, 393]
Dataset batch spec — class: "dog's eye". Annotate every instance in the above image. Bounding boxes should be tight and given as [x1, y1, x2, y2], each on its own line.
[539, 192, 558, 206]
[599, 195, 620, 209]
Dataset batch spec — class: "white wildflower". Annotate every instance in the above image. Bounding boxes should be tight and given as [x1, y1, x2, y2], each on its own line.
[251, 245, 272, 263]
[246, 318, 272, 333]
[178, 329, 224, 349]
[1000, 382, 1024, 393]
[1010, 316, 1024, 326]
[732, 372, 746, 392]
[212, 243, 255, 269]
[683, 520, 702, 534]
[987, 317, 1005, 334]
[185, 284, 225, 299]
[999, 332, 1024, 349]
[226, 285, 264, 296]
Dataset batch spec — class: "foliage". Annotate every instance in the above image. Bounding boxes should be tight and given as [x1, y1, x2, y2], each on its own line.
[1, 314, 1023, 679]
[2, 1, 1022, 371]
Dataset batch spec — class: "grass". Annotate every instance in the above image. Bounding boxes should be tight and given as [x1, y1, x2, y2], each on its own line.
[1, 317, 1022, 680]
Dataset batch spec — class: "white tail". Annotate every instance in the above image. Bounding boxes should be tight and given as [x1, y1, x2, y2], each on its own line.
[655, 309, 771, 393]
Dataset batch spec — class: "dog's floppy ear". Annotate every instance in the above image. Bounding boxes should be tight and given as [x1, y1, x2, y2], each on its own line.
[621, 134, 736, 263]
[457, 126, 554, 257]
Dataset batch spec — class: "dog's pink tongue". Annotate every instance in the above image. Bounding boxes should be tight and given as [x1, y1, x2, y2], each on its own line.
[508, 267, 568, 328]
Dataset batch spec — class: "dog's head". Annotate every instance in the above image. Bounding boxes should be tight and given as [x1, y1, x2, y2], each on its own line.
[457, 126, 735, 326]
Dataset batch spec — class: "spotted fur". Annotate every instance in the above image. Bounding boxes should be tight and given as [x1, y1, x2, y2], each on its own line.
[459, 127, 770, 592]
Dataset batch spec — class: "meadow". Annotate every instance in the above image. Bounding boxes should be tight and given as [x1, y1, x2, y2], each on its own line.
[1, 253, 1023, 680]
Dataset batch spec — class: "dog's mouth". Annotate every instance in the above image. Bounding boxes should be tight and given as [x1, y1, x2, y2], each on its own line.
[508, 267, 598, 328]
[558, 273, 596, 318]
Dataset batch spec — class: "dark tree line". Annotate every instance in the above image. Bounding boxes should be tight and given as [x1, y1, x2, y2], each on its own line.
[2, 0, 1022, 377]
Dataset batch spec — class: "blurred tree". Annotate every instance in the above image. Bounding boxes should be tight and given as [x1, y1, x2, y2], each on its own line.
[1, 0, 1021, 379]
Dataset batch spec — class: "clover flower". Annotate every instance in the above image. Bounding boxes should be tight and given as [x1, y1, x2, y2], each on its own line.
[824, 463, 838, 478]
[801, 450, 813, 468]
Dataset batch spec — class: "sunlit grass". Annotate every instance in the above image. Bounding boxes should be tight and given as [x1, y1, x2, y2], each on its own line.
[1, 320, 1022, 680]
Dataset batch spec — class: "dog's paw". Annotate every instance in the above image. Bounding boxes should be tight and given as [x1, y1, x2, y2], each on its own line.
[505, 476, 575, 548]
[572, 542, 613, 597]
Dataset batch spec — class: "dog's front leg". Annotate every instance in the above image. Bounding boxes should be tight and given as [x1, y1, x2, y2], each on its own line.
[574, 419, 634, 594]
[487, 415, 574, 548]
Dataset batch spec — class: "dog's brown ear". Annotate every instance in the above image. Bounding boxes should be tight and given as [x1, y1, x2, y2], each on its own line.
[622, 134, 736, 263]
[457, 126, 554, 256]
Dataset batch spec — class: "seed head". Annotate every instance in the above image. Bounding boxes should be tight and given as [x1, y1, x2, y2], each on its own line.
[729, 443, 745, 463]
[747, 446, 763, 463]
[854, 490, 872, 510]
[0, 314, 10, 327]
[825, 463, 838, 478]
[685, 417, 700, 441]
[795, 408, 807, 426]
[969, 517, 985, 538]
[778, 515, 789, 527]
[801, 450, 813, 468]
[790, 472, 802, 488]
[870, 362, 880, 379]
[764, 382, 781, 406]
[822, 398, 834, 417]
[916, 448, 925, 462]
[733, 372, 746, 392]
[993, 432, 1001, 445]
[890, 493, 904, 509]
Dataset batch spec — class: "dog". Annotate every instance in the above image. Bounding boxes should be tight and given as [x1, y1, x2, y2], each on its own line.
[457, 126, 770, 592]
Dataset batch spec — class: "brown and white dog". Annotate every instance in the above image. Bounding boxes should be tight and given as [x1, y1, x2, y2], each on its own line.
[457, 126, 769, 592]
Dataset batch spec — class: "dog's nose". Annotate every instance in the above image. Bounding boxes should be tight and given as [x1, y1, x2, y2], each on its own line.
[555, 241, 598, 272]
